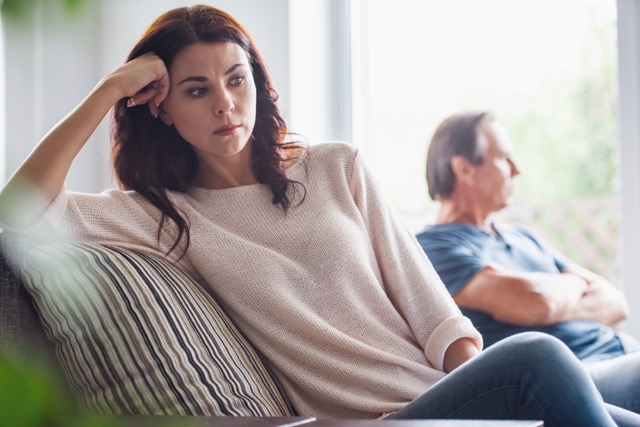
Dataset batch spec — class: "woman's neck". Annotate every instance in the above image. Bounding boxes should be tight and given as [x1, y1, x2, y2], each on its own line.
[192, 145, 257, 189]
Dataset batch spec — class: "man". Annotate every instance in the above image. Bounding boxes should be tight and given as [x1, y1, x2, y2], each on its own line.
[416, 110, 640, 413]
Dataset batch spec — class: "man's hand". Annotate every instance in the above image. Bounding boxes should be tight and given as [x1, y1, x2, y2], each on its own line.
[563, 265, 629, 326]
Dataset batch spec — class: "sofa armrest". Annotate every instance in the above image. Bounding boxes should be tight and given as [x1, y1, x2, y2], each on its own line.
[0, 231, 54, 361]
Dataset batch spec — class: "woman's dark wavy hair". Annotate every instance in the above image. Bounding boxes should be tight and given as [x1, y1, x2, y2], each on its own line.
[111, 5, 303, 257]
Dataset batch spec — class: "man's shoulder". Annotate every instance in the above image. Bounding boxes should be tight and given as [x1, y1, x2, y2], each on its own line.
[493, 222, 542, 242]
[416, 222, 484, 242]
[415, 223, 488, 255]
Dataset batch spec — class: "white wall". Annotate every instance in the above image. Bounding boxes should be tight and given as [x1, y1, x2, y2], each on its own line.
[4, 0, 103, 191]
[97, 0, 291, 112]
[3, 0, 290, 192]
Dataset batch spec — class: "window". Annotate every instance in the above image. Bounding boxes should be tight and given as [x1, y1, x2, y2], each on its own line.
[351, 0, 619, 281]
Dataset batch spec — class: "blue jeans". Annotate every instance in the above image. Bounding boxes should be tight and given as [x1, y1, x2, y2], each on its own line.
[584, 332, 640, 414]
[387, 332, 640, 426]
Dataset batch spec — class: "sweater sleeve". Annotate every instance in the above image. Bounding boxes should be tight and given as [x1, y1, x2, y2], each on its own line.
[348, 149, 482, 370]
[11, 185, 179, 256]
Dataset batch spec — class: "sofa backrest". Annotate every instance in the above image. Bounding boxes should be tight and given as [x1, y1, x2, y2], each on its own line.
[1, 233, 294, 417]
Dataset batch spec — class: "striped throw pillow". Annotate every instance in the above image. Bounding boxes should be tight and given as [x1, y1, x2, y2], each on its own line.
[21, 243, 292, 417]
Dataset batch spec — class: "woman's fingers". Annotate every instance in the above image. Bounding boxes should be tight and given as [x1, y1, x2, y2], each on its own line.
[148, 101, 159, 119]
[126, 81, 166, 118]
[126, 86, 159, 107]
[118, 52, 171, 118]
[152, 70, 170, 107]
[128, 54, 171, 118]
[148, 71, 170, 118]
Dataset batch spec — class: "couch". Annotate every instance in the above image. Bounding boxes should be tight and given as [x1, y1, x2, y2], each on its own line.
[1, 232, 539, 427]
[0, 231, 49, 361]
[0, 231, 300, 422]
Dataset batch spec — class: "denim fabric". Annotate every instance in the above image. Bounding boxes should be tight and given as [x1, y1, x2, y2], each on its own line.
[387, 333, 640, 427]
[584, 349, 640, 415]
[617, 331, 640, 353]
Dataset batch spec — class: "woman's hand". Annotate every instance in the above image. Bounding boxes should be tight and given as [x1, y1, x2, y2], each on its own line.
[0, 53, 172, 228]
[102, 52, 170, 118]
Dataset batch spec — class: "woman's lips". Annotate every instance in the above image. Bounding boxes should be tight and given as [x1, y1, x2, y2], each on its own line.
[214, 125, 241, 136]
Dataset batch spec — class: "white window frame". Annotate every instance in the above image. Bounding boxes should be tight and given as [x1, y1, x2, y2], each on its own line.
[617, 0, 640, 338]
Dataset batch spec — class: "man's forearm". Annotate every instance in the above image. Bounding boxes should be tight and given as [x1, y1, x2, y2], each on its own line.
[460, 266, 589, 327]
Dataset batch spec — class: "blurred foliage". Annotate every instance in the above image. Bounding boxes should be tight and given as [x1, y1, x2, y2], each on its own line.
[1, 0, 87, 22]
[503, 3, 618, 204]
[0, 354, 120, 427]
[497, 3, 620, 279]
[0, 353, 203, 427]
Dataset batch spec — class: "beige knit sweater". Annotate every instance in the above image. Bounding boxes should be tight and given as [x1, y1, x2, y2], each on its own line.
[27, 141, 482, 419]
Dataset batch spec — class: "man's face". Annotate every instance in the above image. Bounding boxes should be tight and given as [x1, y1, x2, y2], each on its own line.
[470, 120, 520, 213]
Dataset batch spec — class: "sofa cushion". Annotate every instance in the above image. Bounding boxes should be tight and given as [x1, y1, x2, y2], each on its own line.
[21, 243, 292, 417]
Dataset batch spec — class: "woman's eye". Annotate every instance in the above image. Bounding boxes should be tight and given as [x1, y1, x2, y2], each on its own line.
[189, 88, 207, 97]
[230, 75, 246, 86]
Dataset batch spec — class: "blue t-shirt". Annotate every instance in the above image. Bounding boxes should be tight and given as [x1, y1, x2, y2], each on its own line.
[415, 222, 624, 360]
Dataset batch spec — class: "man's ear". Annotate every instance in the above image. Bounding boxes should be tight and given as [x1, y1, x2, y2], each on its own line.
[451, 155, 474, 183]
[158, 104, 173, 126]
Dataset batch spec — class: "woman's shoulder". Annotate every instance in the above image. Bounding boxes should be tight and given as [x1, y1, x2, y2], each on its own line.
[90, 188, 154, 206]
[100, 187, 189, 205]
[282, 141, 361, 184]
[309, 141, 358, 157]
[303, 141, 359, 169]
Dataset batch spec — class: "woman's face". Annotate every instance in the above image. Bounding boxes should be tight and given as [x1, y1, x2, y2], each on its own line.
[160, 42, 257, 162]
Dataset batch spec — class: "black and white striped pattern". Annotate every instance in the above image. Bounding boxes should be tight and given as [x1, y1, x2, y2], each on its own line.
[21, 243, 292, 417]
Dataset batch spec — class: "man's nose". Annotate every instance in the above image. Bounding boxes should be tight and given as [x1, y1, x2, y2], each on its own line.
[509, 159, 520, 177]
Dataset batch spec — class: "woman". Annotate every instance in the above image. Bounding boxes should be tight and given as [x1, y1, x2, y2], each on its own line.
[0, 5, 637, 426]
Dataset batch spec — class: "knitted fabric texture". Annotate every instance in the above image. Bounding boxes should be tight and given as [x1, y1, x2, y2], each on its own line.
[28, 141, 482, 419]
